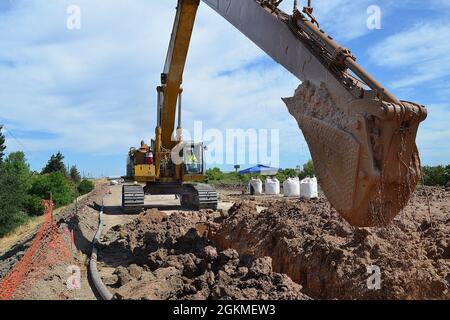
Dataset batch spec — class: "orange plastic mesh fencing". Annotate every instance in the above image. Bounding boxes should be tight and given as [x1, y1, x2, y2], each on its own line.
[0, 200, 71, 300]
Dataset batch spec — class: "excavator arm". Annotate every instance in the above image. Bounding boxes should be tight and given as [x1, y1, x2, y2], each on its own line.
[154, 0, 427, 227]
[157, 0, 200, 150]
[202, 0, 427, 227]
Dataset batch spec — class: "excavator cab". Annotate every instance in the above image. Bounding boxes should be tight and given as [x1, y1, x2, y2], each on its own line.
[182, 143, 204, 176]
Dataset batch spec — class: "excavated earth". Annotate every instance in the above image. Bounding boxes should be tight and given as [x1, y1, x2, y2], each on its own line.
[98, 209, 309, 300]
[6, 184, 447, 300]
[210, 187, 450, 300]
[98, 186, 449, 300]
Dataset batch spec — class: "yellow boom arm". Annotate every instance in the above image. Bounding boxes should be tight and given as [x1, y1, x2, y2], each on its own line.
[157, 0, 200, 150]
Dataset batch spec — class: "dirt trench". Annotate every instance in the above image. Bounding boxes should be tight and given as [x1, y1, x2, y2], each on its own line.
[210, 187, 450, 300]
[97, 209, 310, 300]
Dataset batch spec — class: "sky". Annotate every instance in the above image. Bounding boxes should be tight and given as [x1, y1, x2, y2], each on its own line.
[0, 0, 449, 177]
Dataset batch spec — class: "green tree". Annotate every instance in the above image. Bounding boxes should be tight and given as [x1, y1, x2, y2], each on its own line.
[443, 165, 450, 186]
[225, 171, 252, 184]
[69, 165, 81, 183]
[299, 160, 315, 180]
[30, 171, 75, 208]
[78, 179, 94, 195]
[206, 167, 224, 181]
[42, 152, 66, 175]
[3, 152, 32, 207]
[275, 168, 297, 182]
[0, 152, 32, 237]
[26, 195, 45, 216]
[0, 125, 6, 163]
[422, 166, 447, 186]
[0, 166, 29, 235]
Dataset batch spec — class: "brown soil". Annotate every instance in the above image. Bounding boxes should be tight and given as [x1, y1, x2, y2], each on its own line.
[10, 184, 109, 300]
[284, 81, 423, 227]
[5, 184, 448, 301]
[210, 187, 450, 300]
[98, 209, 310, 300]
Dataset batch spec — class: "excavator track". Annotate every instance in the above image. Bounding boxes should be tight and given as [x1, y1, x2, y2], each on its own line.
[122, 185, 145, 214]
[181, 184, 218, 210]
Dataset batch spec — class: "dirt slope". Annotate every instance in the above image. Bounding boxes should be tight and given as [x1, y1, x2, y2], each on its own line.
[98, 209, 310, 300]
[211, 187, 450, 299]
[5, 185, 109, 300]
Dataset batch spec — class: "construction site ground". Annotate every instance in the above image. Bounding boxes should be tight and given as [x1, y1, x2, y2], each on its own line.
[0, 183, 449, 300]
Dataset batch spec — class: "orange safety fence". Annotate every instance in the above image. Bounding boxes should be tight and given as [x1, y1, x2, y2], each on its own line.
[0, 200, 71, 300]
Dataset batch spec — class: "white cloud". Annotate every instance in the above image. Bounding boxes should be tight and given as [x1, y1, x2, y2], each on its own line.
[417, 104, 450, 165]
[0, 0, 308, 169]
[368, 22, 450, 89]
[277, 0, 377, 41]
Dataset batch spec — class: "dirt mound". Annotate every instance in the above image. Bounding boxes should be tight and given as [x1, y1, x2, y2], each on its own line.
[211, 188, 450, 300]
[98, 209, 309, 300]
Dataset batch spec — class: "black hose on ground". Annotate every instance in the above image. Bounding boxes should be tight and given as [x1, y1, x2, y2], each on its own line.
[89, 203, 113, 300]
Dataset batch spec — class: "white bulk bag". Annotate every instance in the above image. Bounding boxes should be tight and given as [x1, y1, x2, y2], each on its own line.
[265, 177, 280, 195]
[300, 177, 319, 199]
[248, 178, 263, 195]
[283, 177, 300, 197]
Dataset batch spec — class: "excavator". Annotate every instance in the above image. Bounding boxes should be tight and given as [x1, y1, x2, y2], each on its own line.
[122, 0, 427, 228]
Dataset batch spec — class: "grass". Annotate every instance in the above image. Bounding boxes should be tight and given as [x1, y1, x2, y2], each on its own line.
[0, 178, 104, 259]
[0, 215, 44, 256]
[0, 182, 100, 257]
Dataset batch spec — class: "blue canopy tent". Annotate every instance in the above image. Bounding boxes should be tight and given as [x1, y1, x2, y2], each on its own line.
[238, 165, 279, 176]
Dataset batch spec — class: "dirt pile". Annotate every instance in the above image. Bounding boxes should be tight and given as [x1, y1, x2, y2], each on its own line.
[98, 209, 309, 300]
[211, 187, 450, 300]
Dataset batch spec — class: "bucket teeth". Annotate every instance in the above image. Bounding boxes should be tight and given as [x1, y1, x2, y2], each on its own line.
[284, 81, 427, 227]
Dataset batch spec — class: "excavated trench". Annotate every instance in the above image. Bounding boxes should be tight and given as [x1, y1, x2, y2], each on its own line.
[97, 209, 310, 300]
[210, 188, 450, 300]
[96, 186, 449, 300]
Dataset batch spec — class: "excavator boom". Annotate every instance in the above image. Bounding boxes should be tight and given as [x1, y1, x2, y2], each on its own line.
[158, 0, 200, 149]
[202, 0, 427, 227]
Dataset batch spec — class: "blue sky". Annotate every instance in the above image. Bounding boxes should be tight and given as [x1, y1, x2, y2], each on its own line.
[0, 0, 449, 177]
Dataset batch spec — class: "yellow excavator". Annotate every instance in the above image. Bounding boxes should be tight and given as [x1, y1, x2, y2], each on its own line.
[123, 0, 427, 228]
[123, 0, 218, 213]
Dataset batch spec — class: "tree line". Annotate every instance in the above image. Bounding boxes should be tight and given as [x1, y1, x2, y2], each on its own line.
[206, 160, 316, 184]
[207, 160, 450, 188]
[0, 125, 94, 237]
[421, 165, 450, 187]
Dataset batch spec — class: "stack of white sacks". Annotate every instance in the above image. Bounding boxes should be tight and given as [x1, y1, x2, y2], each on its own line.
[283, 177, 318, 199]
[265, 177, 280, 195]
[300, 177, 318, 199]
[248, 178, 263, 195]
[247, 176, 318, 199]
[283, 177, 301, 197]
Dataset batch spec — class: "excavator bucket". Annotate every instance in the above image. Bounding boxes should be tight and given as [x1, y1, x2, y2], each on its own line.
[284, 81, 427, 227]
